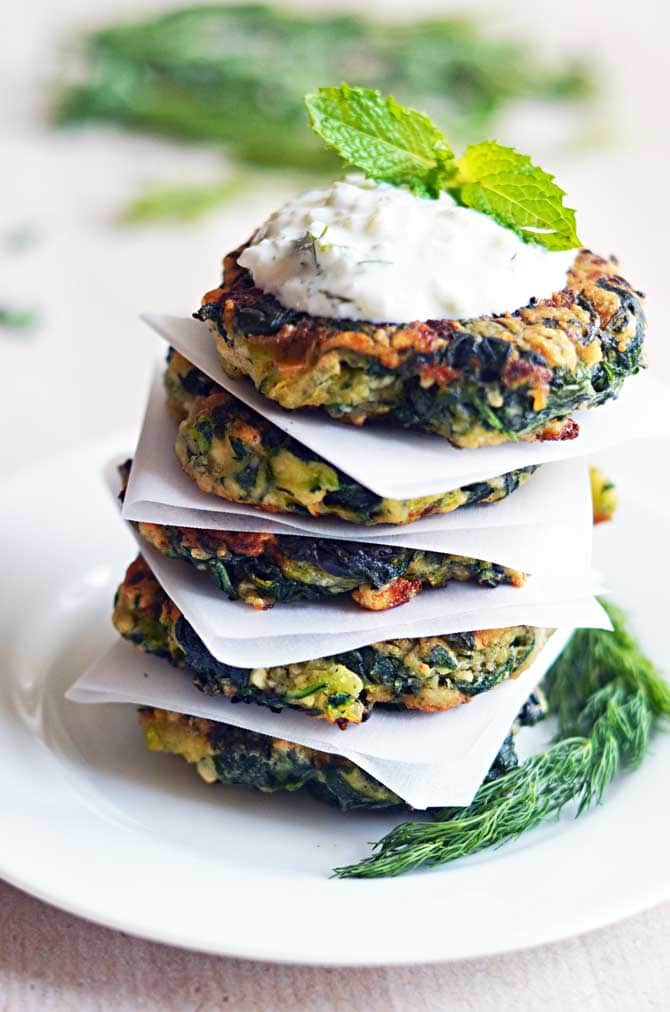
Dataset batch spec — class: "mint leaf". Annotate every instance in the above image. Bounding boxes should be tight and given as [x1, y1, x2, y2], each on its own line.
[453, 140, 581, 250]
[305, 87, 581, 250]
[305, 85, 455, 197]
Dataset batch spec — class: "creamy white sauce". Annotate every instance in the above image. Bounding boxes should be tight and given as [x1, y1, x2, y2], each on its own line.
[237, 174, 576, 323]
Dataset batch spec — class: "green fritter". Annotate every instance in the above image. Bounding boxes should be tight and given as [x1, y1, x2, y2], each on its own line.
[113, 555, 550, 726]
[120, 461, 524, 611]
[138, 689, 548, 812]
[165, 349, 537, 526]
[196, 248, 645, 448]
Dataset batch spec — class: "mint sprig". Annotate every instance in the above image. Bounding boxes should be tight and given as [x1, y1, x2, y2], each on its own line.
[305, 85, 580, 251]
[305, 84, 455, 198]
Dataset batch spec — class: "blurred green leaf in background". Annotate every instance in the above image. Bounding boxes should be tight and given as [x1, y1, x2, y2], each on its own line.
[55, 3, 592, 175]
[119, 173, 252, 223]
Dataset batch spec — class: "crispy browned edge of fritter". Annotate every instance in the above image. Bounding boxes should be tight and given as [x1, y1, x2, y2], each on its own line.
[200, 248, 642, 397]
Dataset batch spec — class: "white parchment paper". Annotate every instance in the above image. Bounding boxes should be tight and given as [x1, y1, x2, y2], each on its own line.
[131, 527, 607, 667]
[114, 461, 606, 668]
[141, 312, 670, 500]
[121, 369, 594, 574]
[137, 543, 607, 666]
[67, 627, 575, 809]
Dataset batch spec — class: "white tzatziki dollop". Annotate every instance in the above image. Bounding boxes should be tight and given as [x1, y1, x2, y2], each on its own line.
[237, 174, 576, 323]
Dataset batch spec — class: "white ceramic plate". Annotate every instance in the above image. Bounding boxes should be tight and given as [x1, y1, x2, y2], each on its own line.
[2, 438, 669, 966]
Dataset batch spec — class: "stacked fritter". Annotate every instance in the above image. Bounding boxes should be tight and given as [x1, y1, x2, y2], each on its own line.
[198, 248, 644, 446]
[112, 239, 642, 812]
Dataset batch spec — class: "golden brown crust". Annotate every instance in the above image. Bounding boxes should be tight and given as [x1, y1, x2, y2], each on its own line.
[198, 246, 646, 446]
[206, 248, 636, 372]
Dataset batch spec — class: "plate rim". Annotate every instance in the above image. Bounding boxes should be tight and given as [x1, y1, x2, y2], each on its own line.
[1, 862, 667, 967]
[2, 437, 670, 966]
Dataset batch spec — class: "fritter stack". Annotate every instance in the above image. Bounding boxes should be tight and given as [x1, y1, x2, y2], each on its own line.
[106, 237, 643, 813]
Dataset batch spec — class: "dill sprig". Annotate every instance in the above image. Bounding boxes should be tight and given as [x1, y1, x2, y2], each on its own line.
[54, 6, 593, 172]
[335, 601, 670, 879]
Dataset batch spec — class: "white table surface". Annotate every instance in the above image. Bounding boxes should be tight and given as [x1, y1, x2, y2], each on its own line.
[2, 0, 669, 1005]
[2, 879, 669, 1010]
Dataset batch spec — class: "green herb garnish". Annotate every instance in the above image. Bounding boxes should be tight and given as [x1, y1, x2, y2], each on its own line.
[335, 600, 668, 878]
[305, 85, 580, 251]
[452, 140, 581, 250]
[305, 84, 454, 199]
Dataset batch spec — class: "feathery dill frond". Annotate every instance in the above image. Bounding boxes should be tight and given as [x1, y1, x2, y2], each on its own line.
[335, 600, 668, 879]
